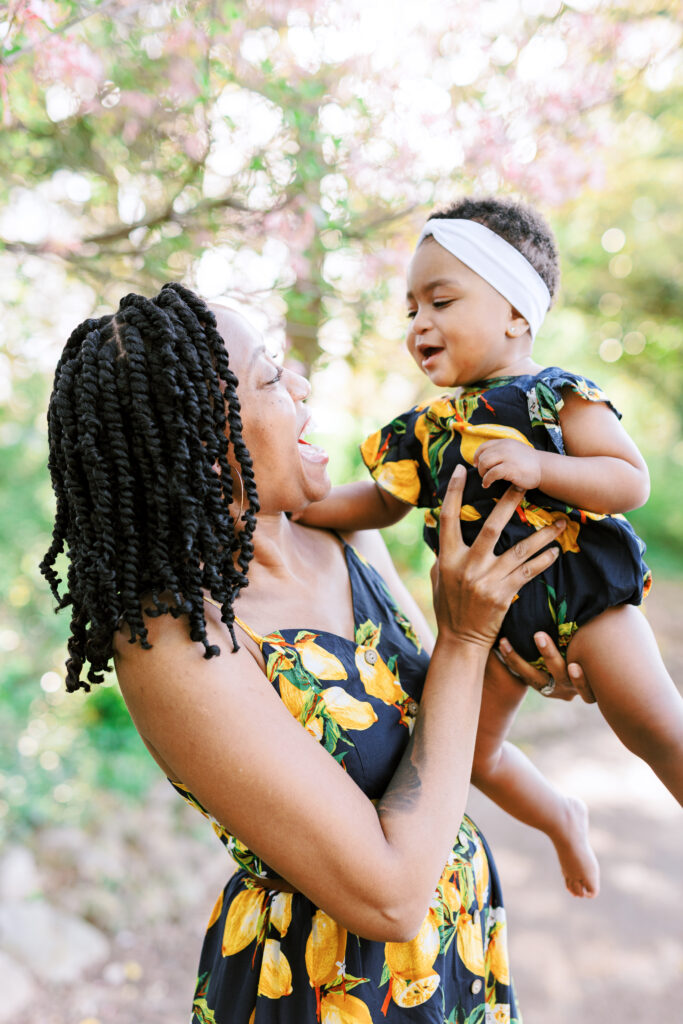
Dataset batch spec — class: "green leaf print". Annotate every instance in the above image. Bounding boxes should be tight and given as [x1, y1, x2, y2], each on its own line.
[192, 972, 217, 1024]
[454, 391, 482, 422]
[427, 429, 453, 482]
[464, 1004, 486, 1024]
[192, 998, 218, 1024]
[356, 619, 380, 647]
[380, 961, 392, 987]
[531, 381, 559, 430]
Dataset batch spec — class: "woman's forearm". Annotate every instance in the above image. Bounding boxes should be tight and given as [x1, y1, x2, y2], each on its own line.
[373, 634, 488, 936]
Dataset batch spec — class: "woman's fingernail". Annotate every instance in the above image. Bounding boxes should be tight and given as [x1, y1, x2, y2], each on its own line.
[555, 518, 567, 531]
[568, 664, 581, 679]
[499, 638, 512, 654]
[534, 632, 547, 649]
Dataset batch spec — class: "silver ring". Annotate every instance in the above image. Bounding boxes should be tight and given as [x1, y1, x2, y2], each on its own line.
[539, 675, 556, 696]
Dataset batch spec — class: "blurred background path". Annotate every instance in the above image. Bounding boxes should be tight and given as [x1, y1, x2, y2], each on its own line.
[1, 582, 680, 1024]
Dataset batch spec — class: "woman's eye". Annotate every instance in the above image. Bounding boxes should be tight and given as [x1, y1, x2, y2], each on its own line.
[264, 366, 284, 385]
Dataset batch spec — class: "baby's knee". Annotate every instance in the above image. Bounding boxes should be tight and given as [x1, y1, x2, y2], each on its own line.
[471, 741, 501, 784]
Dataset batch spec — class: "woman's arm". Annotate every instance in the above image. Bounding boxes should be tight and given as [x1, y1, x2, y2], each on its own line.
[473, 390, 650, 514]
[116, 473, 565, 942]
[295, 480, 409, 529]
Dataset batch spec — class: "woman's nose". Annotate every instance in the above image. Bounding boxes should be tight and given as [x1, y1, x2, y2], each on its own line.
[288, 368, 311, 401]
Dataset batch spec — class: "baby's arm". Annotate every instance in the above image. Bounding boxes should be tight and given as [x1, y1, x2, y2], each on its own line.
[296, 481, 411, 530]
[474, 389, 650, 514]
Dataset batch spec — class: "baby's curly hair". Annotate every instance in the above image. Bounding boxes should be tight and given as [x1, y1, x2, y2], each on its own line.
[428, 196, 560, 303]
[40, 283, 259, 693]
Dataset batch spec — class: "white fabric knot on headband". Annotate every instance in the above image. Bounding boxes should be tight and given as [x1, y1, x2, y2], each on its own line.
[417, 219, 551, 340]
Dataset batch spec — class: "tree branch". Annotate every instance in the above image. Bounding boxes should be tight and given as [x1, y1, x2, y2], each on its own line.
[1, 0, 146, 68]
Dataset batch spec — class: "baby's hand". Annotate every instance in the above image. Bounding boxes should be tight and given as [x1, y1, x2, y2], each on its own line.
[474, 439, 543, 490]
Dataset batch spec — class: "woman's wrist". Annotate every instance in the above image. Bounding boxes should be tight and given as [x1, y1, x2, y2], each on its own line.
[432, 629, 491, 667]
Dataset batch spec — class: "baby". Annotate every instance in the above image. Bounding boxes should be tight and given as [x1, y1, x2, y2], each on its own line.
[301, 196, 683, 897]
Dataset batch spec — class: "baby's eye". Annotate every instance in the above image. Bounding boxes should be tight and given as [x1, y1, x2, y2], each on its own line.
[406, 310, 417, 320]
[433, 300, 453, 309]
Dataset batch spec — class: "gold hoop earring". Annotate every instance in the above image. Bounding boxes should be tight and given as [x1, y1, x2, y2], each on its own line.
[233, 467, 245, 521]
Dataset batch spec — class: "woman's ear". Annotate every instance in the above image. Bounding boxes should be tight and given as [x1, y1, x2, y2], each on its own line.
[506, 309, 531, 339]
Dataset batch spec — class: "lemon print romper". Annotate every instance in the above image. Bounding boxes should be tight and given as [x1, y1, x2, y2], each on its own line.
[361, 367, 651, 666]
[171, 537, 520, 1023]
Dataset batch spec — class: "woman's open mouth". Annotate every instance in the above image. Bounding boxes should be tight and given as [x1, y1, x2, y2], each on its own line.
[297, 421, 329, 465]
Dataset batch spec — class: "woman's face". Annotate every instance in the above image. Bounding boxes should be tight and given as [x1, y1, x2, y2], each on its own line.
[212, 307, 330, 515]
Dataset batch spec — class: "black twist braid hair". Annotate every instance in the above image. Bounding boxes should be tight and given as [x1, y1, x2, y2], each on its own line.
[40, 283, 260, 693]
[428, 195, 560, 303]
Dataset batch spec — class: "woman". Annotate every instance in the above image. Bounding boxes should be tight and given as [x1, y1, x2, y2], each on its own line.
[41, 284, 590, 1023]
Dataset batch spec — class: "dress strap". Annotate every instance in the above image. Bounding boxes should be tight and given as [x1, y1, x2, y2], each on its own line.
[202, 595, 264, 647]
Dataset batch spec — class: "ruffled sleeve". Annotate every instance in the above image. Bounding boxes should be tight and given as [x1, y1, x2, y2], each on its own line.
[360, 402, 439, 508]
[528, 368, 621, 455]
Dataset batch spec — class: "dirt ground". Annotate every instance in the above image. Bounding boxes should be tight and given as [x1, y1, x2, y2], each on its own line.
[11, 583, 683, 1024]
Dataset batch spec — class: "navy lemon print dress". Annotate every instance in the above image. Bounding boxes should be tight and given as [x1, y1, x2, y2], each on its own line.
[361, 367, 651, 666]
[171, 538, 520, 1024]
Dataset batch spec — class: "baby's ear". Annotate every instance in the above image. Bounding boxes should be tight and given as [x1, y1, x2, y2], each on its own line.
[506, 310, 530, 338]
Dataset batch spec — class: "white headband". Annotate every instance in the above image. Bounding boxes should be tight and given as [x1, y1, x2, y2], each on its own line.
[417, 218, 550, 339]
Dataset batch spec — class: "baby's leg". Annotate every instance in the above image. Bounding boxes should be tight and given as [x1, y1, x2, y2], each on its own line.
[473, 652, 599, 897]
[568, 604, 683, 804]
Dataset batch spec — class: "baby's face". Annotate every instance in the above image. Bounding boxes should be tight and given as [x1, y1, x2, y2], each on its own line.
[405, 238, 525, 388]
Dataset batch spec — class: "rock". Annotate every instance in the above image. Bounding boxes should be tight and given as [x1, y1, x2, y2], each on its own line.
[0, 900, 110, 983]
[0, 950, 35, 1021]
[0, 846, 41, 901]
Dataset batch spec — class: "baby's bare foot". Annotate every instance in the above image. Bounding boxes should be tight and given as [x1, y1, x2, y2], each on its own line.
[550, 796, 600, 898]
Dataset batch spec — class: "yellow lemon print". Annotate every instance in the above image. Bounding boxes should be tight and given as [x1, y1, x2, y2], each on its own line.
[270, 892, 293, 938]
[521, 505, 580, 554]
[320, 687, 378, 731]
[297, 637, 348, 680]
[305, 910, 348, 988]
[385, 908, 440, 981]
[257, 938, 293, 998]
[306, 717, 324, 742]
[206, 890, 223, 930]
[456, 911, 485, 977]
[460, 505, 481, 521]
[320, 989, 374, 1024]
[487, 922, 510, 985]
[440, 878, 462, 917]
[222, 887, 267, 957]
[471, 837, 490, 911]
[354, 647, 408, 705]
[360, 429, 382, 467]
[374, 459, 422, 505]
[391, 971, 440, 1008]
[278, 674, 309, 721]
[456, 422, 532, 466]
[413, 411, 434, 470]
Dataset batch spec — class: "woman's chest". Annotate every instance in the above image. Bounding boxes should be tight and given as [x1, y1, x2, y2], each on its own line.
[261, 624, 428, 799]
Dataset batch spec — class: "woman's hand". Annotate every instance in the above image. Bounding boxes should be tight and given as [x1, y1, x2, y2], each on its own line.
[497, 633, 597, 703]
[432, 466, 567, 649]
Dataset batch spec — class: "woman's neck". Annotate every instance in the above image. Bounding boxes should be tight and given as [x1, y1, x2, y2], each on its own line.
[242, 512, 321, 588]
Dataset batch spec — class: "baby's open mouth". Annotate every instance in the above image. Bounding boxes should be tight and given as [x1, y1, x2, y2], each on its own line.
[422, 346, 442, 360]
